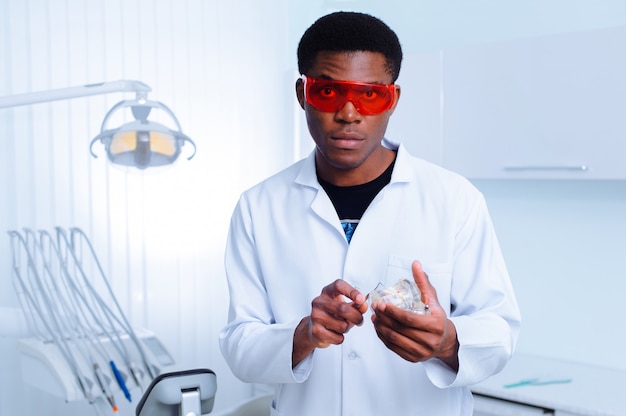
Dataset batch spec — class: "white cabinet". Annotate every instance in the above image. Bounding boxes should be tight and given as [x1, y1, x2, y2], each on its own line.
[442, 26, 626, 179]
[470, 354, 626, 416]
[473, 394, 553, 415]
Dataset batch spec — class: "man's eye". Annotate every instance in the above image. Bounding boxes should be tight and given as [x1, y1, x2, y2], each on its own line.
[319, 87, 337, 98]
[361, 90, 378, 100]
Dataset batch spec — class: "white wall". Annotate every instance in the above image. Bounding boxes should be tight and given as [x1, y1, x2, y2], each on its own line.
[1, 1, 626, 415]
[474, 180, 626, 370]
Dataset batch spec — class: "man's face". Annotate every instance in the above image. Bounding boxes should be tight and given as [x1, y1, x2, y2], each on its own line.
[296, 51, 401, 185]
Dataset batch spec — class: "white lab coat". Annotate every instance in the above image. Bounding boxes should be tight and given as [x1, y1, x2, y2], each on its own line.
[219, 139, 521, 416]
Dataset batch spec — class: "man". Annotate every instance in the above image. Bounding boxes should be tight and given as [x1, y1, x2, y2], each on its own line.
[219, 11, 520, 415]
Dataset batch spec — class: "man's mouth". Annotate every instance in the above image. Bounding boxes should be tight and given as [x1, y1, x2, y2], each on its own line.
[331, 132, 364, 149]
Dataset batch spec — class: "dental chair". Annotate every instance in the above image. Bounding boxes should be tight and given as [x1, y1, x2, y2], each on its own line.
[212, 393, 273, 416]
[136, 368, 217, 416]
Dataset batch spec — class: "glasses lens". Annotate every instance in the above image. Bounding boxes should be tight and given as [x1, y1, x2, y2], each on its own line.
[303, 76, 394, 115]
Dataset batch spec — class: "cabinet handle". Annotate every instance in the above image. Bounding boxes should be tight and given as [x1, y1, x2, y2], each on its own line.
[503, 165, 589, 172]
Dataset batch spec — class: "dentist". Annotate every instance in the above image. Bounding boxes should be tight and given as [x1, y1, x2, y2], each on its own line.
[220, 11, 521, 415]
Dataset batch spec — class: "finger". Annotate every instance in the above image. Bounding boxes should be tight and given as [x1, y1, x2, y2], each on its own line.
[314, 282, 366, 329]
[372, 301, 425, 330]
[372, 310, 433, 362]
[353, 300, 368, 315]
[375, 328, 421, 362]
[352, 291, 369, 315]
[411, 260, 440, 308]
[309, 321, 346, 347]
[377, 329, 437, 363]
[372, 300, 440, 336]
[323, 279, 367, 308]
[309, 303, 357, 346]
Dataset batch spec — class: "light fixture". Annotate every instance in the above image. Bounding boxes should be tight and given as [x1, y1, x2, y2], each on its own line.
[0, 80, 196, 170]
[89, 95, 196, 170]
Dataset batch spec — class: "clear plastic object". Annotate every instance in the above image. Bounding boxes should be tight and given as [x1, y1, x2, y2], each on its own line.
[369, 278, 430, 314]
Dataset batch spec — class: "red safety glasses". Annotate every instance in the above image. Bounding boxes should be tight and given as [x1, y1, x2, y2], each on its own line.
[301, 75, 396, 116]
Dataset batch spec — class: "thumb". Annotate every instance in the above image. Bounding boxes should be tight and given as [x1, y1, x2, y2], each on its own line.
[411, 260, 440, 308]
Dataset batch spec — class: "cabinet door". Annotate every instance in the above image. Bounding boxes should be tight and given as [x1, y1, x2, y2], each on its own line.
[473, 394, 554, 415]
[442, 26, 626, 180]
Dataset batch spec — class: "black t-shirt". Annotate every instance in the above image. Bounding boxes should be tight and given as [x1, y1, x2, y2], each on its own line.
[318, 156, 396, 243]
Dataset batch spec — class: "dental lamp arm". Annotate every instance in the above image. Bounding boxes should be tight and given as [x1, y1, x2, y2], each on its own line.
[0, 80, 151, 109]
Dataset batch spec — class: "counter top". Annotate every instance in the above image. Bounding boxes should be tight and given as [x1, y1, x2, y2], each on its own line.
[470, 353, 626, 416]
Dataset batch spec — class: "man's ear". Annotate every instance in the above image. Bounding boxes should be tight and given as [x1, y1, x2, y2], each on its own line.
[389, 84, 401, 114]
[295, 78, 305, 110]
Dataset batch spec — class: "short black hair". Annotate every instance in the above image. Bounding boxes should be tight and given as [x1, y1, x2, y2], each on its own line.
[297, 11, 403, 82]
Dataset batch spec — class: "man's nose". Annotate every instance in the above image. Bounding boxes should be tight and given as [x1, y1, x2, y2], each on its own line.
[334, 99, 362, 122]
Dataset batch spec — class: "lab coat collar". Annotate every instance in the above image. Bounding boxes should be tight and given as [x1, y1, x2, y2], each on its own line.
[384, 138, 413, 185]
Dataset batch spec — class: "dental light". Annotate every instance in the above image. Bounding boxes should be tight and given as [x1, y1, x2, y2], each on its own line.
[0, 80, 196, 170]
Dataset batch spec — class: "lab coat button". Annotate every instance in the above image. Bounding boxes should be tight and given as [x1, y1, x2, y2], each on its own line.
[348, 351, 358, 360]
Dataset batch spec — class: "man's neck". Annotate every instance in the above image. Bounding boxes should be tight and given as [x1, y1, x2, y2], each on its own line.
[316, 147, 396, 187]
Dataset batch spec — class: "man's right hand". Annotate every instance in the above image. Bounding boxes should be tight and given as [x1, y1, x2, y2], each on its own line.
[292, 279, 368, 367]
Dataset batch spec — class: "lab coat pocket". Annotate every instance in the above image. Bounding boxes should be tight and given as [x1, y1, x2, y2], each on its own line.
[384, 254, 417, 285]
[385, 255, 452, 315]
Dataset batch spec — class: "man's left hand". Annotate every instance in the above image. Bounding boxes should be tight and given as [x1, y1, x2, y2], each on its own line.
[371, 260, 460, 371]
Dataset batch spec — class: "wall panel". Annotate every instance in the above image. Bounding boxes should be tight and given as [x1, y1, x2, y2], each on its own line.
[0, 0, 293, 414]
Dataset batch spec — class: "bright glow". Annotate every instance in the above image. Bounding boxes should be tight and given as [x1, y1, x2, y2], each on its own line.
[110, 131, 177, 157]
[111, 131, 138, 153]
[149, 132, 177, 156]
